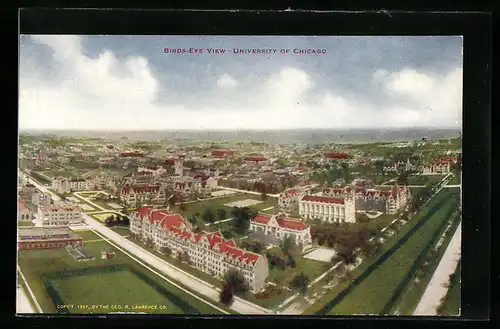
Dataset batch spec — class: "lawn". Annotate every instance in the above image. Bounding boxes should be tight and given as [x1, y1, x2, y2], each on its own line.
[18, 221, 33, 227]
[391, 214, 461, 315]
[447, 173, 461, 185]
[304, 188, 458, 315]
[407, 175, 446, 185]
[110, 226, 131, 236]
[320, 192, 458, 315]
[171, 193, 277, 225]
[72, 230, 104, 241]
[18, 240, 223, 314]
[90, 199, 116, 211]
[437, 260, 461, 316]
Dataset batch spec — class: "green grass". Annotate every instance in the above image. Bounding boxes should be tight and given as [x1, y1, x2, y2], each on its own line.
[172, 193, 277, 226]
[407, 175, 446, 185]
[304, 188, 457, 315]
[18, 221, 34, 227]
[437, 261, 461, 316]
[72, 230, 104, 241]
[18, 240, 223, 314]
[110, 226, 131, 236]
[447, 173, 461, 185]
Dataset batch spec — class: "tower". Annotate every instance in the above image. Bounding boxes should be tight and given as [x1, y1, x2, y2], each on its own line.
[174, 157, 184, 177]
[344, 188, 356, 223]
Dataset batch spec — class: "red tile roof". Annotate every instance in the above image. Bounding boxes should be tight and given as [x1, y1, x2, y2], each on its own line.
[211, 150, 234, 157]
[324, 153, 349, 159]
[251, 214, 309, 231]
[440, 157, 457, 162]
[244, 156, 267, 162]
[121, 185, 161, 195]
[120, 152, 144, 158]
[301, 195, 345, 204]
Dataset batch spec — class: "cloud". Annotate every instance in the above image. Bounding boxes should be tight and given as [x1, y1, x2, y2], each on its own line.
[19, 35, 463, 131]
[216, 73, 237, 89]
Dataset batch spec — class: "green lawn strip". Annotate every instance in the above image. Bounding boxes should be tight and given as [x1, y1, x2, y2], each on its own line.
[89, 199, 115, 210]
[18, 221, 34, 227]
[18, 240, 224, 314]
[437, 260, 461, 316]
[392, 215, 462, 315]
[407, 175, 446, 185]
[71, 230, 104, 241]
[109, 226, 131, 236]
[326, 195, 459, 315]
[447, 173, 461, 185]
[303, 189, 454, 315]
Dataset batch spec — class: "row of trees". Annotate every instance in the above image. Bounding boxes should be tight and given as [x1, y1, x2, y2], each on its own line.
[104, 214, 130, 227]
[409, 181, 440, 213]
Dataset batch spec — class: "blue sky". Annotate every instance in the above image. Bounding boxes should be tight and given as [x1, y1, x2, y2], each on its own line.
[19, 35, 463, 130]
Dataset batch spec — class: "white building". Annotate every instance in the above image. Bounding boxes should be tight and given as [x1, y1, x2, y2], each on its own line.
[299, 191, 356, 223]
[278, 187, 310, 210]
[422, 161, 451, 175]
[138, 165, 167, 176]
[250, 214, 312, 251]
[31, 191, 52, 205]
[36, 205, 83, 227]
[130, 206, 269, 293]
[52, 177, 89, 194]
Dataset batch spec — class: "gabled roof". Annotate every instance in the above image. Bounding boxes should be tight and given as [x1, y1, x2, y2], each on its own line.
[301, 195, 345, 204]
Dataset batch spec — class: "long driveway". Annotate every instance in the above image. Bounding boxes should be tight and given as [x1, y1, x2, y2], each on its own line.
[413, 222, 462, 315]
[17, 286, 35, 314]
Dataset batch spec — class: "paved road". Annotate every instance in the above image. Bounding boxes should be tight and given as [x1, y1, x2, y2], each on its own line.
[413, 222, 462, 316]
[16, 286, 35, 314]
[83, 214, 271, 315]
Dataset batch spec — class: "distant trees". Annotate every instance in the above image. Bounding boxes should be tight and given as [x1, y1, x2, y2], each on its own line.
[104, 214, 129, 227]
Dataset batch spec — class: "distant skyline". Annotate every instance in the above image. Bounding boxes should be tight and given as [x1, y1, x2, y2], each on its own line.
[19, 35, 463, 131]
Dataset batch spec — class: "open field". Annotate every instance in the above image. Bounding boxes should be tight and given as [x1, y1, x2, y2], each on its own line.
[437, 260, 461, 316]
[172, 193, 277, 221]
[304, 248, 337, 263]
[304, 188, 458, 315]
[18, 240, 223, 314]
[448, 173, 461, 185]
[407, 175, 446, 185]
[73, 230, 103, 241]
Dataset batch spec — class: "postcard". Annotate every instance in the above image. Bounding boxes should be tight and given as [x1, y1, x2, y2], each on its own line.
[17, 35, 463, 316]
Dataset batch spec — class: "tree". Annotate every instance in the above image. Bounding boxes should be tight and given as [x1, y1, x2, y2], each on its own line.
[289, 272, 310, 295]
[223, 269, 248, 295]
[187, 215, 197, 226]
[356, 213, 370, 224]
[337, 245, 357, 266]
[216, 208, 227, 221]
[281, 235, 296, 256]
[219, 283, 234, 306]
[397, 170, 409, 185]
[286, 254, 296, 268]
[230, 207, 253, 235]
[202, 208, 215, 223]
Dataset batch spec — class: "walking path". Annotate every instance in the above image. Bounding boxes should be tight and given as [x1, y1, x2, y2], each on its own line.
[217, 186, 280, 198]
[413, 222, 462, 316]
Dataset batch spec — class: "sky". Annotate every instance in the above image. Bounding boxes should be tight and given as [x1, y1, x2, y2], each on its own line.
[19, 35, 463, 131]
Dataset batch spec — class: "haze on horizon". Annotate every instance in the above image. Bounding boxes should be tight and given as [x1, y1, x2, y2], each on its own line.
[19, 35, 463, 131]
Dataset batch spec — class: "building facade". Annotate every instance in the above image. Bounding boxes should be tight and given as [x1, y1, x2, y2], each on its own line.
[18, 227, 83, 250]
[36, 205, 83, 227]
[120, 184, 166, 206]
[250, 214, 312, 251]
[130, 206, 269, 293]
[323, 184, 411, 215]
[299, 191, 356, 223]
[422, 161, 450, 175]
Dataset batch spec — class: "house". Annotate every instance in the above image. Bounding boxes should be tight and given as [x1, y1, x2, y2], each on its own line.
[18, 227, 83, 250]
[299, 191, 356, 223]
[250, 213, 312, 251]
[36, 205, 83, 227]
[119, 152, 144, 158]
[138, 164, 167, 176]
[130, 206, 269, 293]
[244, 156, 268, 165]
[383, 164, 398, 172]
[31, 191, 52, 206]
[324, 153, 349, 160]
[120, 184, 166, 206]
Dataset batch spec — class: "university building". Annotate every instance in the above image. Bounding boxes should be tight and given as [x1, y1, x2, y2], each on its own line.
[130, 206, 269, 293]
[422, 161, 451, 175]
[18, 227, 83, 250]
[120, 184, 166, 206]
[36, 205, 83, 227]
[250, 214, 312, 251]
[323, 184, 411, 215]
[299, 192, 356, 223]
